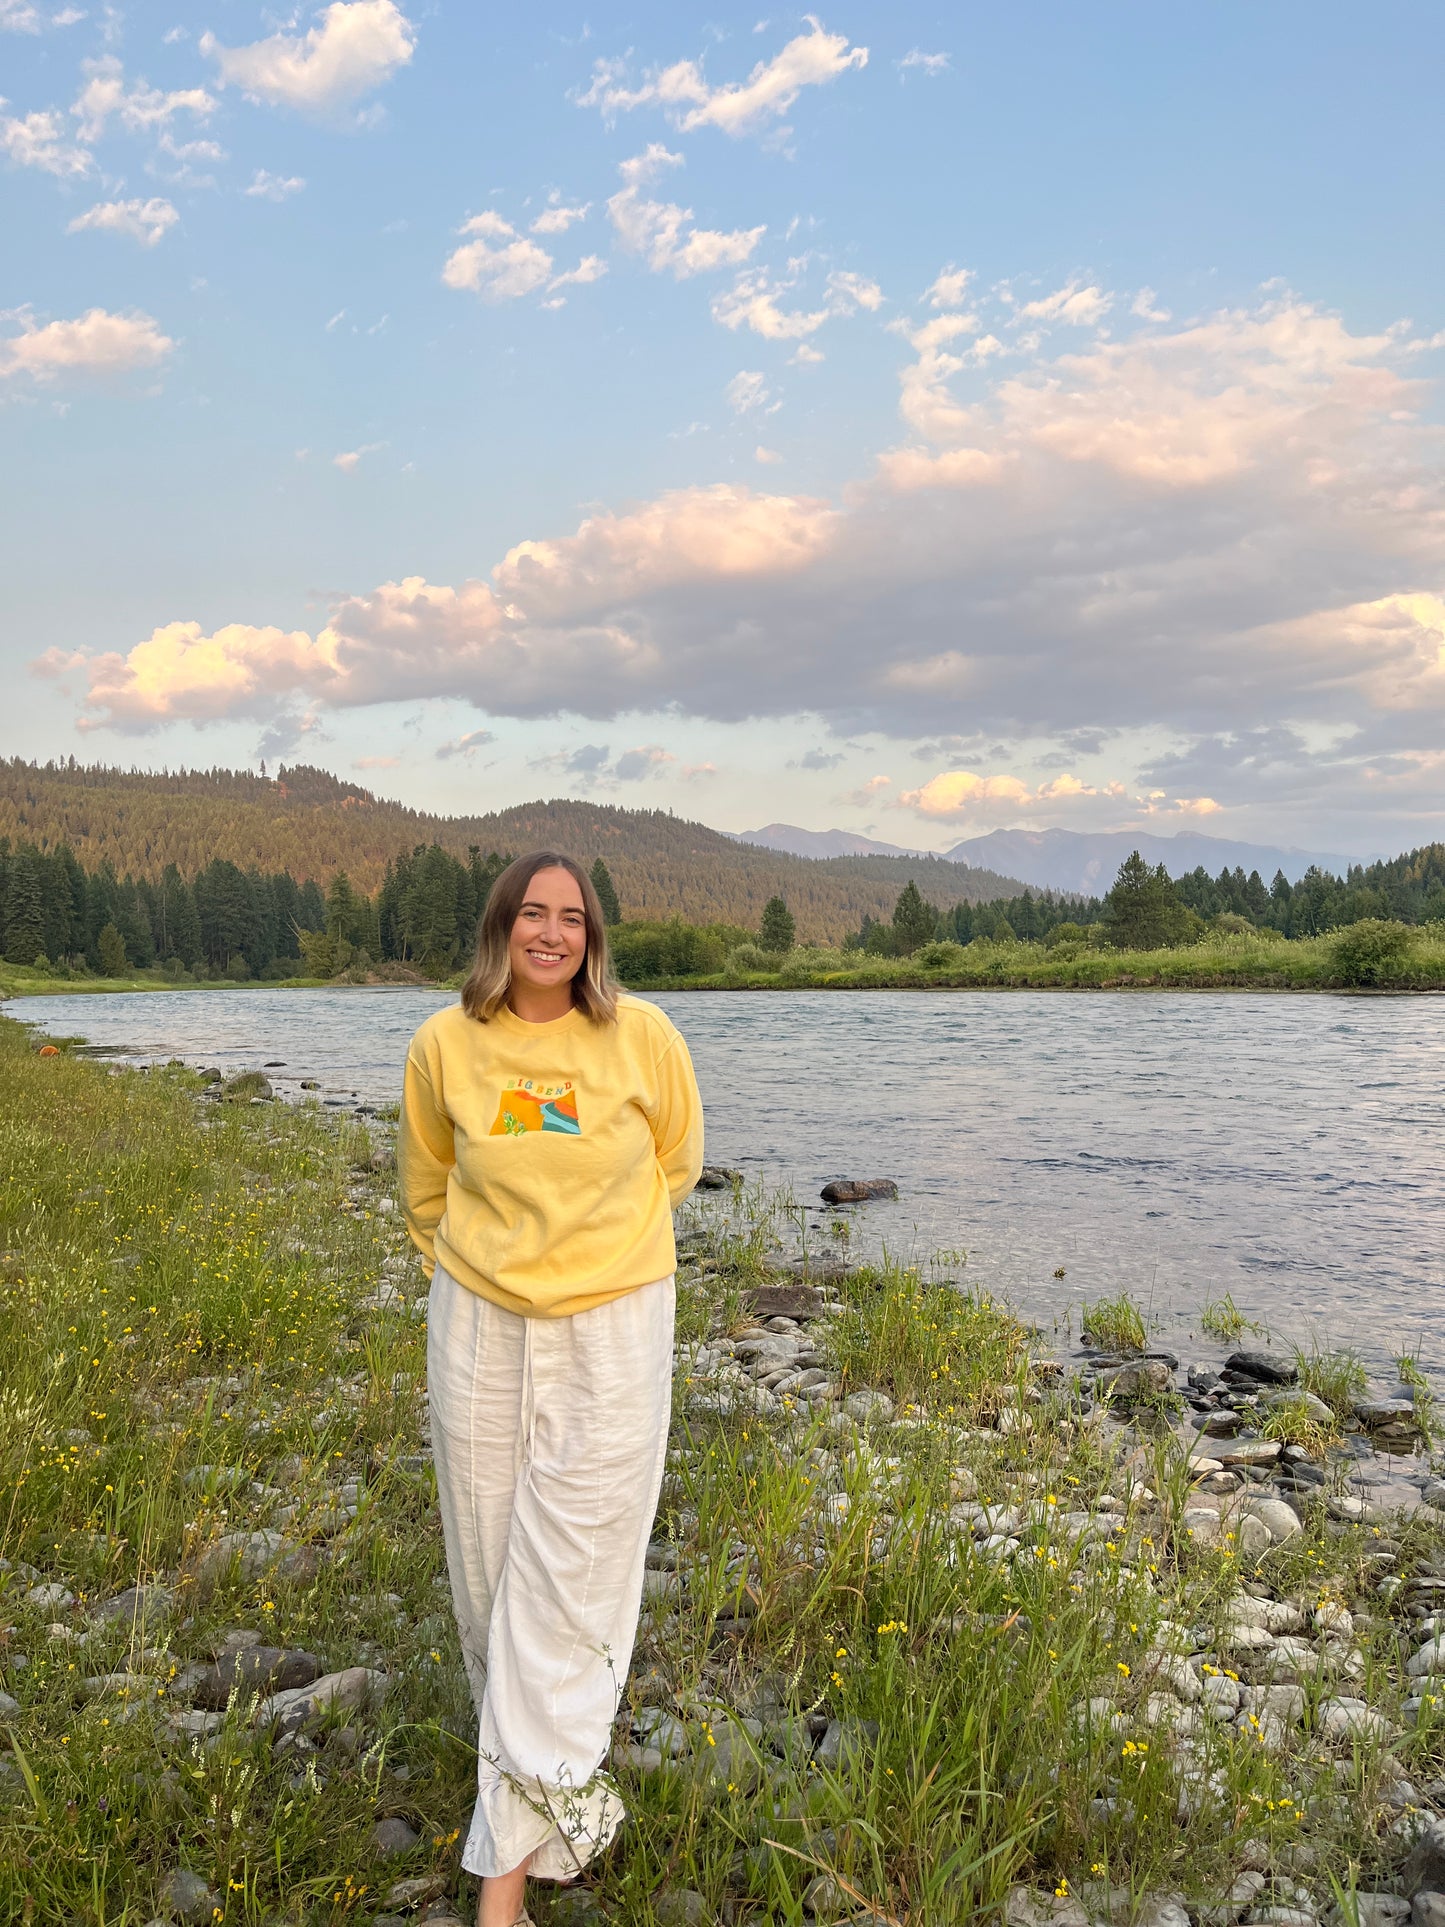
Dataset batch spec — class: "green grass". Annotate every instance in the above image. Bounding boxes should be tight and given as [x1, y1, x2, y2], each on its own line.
[3, 1019, 1445, 1924]
[1198, 1294, 1261, 1342]
[1294, 1344, 1368, 1421]
[1079, 1292, 1148, 1354]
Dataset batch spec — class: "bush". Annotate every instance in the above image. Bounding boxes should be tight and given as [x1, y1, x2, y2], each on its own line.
[916, 940, 968, 969]
[726, 943, 775, 975]
[1332, 918, 1413, 986]
[1044, 921, 1089, 950]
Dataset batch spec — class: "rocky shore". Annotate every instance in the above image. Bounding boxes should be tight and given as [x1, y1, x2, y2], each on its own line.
[4, 1030, 1445, 1926]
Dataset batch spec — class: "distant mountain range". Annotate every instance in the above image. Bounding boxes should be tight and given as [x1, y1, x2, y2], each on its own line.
[737, 823, 1356, 895]
[733, 823, 927, 859]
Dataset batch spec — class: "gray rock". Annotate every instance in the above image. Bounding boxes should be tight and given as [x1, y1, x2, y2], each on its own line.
[1332, 1897, 1411, 1927]
[1244, 1497, 1304, 1544]
[1213, 1438, 1283, 1468]
[1319, 1697, 1391, 1742]
[653, 1891, 708, 1927]
[93, 1583, 174, 1628]
[384, 1874, 452, 1908]
[1413, 1897, 1445, 1927]
[186, 1645, 323, 1708]
[1137, 1900, 1191, 1927]
[1225, 1351, 1299, 1385]
[157, 1870, 220, 1925]
[820, 1178, 898, 1203]
[1247, 1911, 1319, 1927]
[1201, 1674, 1241, 1721]
[1099, 1360, 1174, 1400]
[0, 1690, 18, 1717]
[190, 1530, 288, 1587]
[370, 1817, 420, 1857]
[1355, 1399, 1418, 1427]
[256, 1665, 388, 1735]
[1196, 1871, 1267, 1925]
[24, 1582, 74, 1611]
[842, 1389, 894, 1425]
[1403, 1825, 1445, 1898]
[815, 1716, 881, 1769]
[1409, 1638, 1445, 1679]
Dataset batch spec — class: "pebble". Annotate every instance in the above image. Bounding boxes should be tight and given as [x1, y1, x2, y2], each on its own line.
[257, 1666, 389, 1736]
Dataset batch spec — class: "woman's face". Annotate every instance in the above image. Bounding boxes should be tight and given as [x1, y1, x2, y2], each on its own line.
[508, 865, 588, 997]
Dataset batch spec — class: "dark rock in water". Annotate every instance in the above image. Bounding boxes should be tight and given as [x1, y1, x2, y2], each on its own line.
[1356, 1398, 1418, 1428]
[821, 1178, 898, 1204]
[198, 1067, 222, 1085]
[1223, 1350, 1299, 1386]
[695, 1165, 742, 1190]
[1145, 1350, 1181, 1369]
[187, 1645, 322, 1709]
[300, 1079, 320, 1090]
[264, 1061, 286, 1068]
[748, 1284, 824, 1321]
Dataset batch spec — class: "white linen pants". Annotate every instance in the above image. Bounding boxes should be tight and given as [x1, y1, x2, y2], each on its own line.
[426, 1262, 675, 1881]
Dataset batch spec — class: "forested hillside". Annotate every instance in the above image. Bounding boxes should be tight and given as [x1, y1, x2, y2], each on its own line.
[0, 758, 1026, 940]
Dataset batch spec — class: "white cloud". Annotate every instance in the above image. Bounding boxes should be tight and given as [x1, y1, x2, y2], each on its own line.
[754, 444, 783, 464]
[712, 269, 828, 340]
[826, 269, 883, 313]
[442, 213, 553, 301]
[925, 266, 972, 309]
[899, 770, 1130, 819]
[201, 0, 415, 115]
[726, 369, 769, 413]
[0, 104, 91, 174]
[531, 200, 590, 235]
[1132, 287, 1171, 323]
[577, 19, 867, 140]
[548, 254, 607, 292]
[898, 49, 949, 76]
[333, 441, 385, 471]
[607, 150, 763, 279]
[245, 169, 305, 200]
[67, 197, 178, 246]
[1, 306, 174, 382]
[1014, 279, 1114, 327]
[0, 0, 40, 29]
[70, 56, 215, 142]
[52, 288, 1445, 849]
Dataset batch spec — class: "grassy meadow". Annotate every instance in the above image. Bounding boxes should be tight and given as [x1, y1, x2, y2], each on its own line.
[4, 1018, 1445, 1925]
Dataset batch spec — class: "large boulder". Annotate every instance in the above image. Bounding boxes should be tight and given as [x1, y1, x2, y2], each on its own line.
[1224, 1351, 1299, 1386]
[820, 1178, 898, 1204]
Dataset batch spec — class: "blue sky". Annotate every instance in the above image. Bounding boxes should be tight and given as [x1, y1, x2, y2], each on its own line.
[4, 0, 1443, 855]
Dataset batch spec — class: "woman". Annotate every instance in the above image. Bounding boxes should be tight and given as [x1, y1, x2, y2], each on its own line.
[399, 851, 703, 1927]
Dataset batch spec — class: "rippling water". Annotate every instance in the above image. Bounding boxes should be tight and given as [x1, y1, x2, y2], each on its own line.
[9, 985, 1445, 1373]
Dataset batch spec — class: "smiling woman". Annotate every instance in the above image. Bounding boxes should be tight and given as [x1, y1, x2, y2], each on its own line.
[397, 850, 704, 1927]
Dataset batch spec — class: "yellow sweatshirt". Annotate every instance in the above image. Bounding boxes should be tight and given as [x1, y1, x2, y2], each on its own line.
[398, 994, 704, 1317]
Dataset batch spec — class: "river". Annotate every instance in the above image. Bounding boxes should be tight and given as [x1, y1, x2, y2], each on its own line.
[8, 986, 1444, 1377]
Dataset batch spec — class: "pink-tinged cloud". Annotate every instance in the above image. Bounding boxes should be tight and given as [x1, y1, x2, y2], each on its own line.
[1, 307, 174, 381]
[47, 294, 1445, 785]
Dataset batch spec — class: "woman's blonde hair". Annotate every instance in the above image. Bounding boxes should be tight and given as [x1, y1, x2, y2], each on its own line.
[460, 850, 619, 1025]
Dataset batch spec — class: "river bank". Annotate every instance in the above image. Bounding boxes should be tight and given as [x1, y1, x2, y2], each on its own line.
[6, 1020, 1445, 1923]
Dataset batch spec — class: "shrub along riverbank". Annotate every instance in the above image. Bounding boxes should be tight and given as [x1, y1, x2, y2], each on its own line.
[631, 923, 1445, 995]
[8, 1022, 1445, 1923]
[5, 918, 1445, 1005]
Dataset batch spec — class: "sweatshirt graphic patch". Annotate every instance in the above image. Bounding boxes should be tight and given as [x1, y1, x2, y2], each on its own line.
[489, 1077, 581, 1137]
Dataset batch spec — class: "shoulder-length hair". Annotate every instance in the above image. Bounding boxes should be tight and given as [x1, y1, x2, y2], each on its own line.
[461, 851, 619, 1025]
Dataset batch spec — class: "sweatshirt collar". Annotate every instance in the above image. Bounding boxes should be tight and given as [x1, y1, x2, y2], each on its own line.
[492, 1001, 584, 1040]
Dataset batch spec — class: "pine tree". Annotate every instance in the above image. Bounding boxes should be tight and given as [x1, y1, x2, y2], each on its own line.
[2, 847, 47, 965]
[97, 922, 127, 977]
[759, 895, 795, 952]
[1102, 853, 1188, 949]
[590, 857, 621, 926]
[891, 879, 936, 954]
